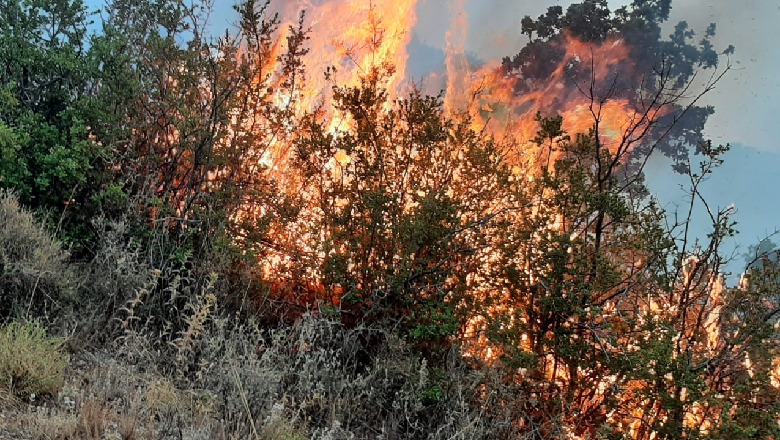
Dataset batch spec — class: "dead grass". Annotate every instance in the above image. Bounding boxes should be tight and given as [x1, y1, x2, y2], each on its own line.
[261, 418, 308, 440]
[0, 313, 503, 440]
[0, 354, 212, 440]
[76, 399, 107, 439]
[0, 190, 72, 321]
[0, 321, 67, 401]
[0, 191, 498, 438]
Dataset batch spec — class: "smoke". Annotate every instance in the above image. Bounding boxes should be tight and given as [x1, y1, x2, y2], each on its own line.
[416, 0, 552, 61]
[664, 0, 780, 152]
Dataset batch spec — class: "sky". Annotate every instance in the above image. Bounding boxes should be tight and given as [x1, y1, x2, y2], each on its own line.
[86, 0, 780, 278]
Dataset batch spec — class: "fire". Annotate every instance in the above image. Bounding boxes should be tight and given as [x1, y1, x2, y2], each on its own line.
[276, 0, 418, 114]
[226, 0, 420, 276]
[217, 1, 779, 438]
[261, 2, 659, 181]
[451, 31, 660, 171]
[443, 0, 470, 115]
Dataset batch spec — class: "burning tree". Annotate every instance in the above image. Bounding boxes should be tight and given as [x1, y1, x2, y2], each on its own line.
[498, 0, 730, 170]
[448, 2, 779, 439]
[221, 1, 778, 437]
[288, 70, 510, 348]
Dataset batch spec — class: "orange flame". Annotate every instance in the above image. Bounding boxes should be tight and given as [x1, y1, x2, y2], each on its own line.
[278, 0, 418, 112]
[443, 0, 470, 115]
[454, 32, 659, 171]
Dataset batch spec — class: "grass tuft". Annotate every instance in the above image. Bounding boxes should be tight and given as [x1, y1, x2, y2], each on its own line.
[0, 320, 68, 401]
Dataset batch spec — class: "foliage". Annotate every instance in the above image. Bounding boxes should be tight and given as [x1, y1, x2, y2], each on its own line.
[0, 0, 108, 250]
[289, 73, 508, 348]
[0, 320, 67, 400]
[465, 110, 780, 438]
[0, 0, 777, 439]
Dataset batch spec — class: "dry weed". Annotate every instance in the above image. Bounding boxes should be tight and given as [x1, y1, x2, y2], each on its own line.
[0, 321, 67, 400]
[0, 190, 72, 320]
[76, 399, 108, 439]
[192, 313, 493, 440]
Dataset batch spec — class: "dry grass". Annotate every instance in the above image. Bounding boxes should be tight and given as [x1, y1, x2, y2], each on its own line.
[76, 399, 108, 439]
[0, 315, 502, 440]
[0, 190, 500, 439]
[0, 190, 72, 320]
[0, 354, 216, 440]
[193, 313, 493, 440]
[261, 418, 308, 440]
[0, 321, 67, 401]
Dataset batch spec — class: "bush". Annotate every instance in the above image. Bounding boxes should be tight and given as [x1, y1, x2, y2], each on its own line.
[0, 320, 68, 400]
[195, 313, 493, 440]
[74, 219, 154, 344]
[261, 418, 308, 440]
[76, 217, 222, 356]
[0, 190, 72, 320]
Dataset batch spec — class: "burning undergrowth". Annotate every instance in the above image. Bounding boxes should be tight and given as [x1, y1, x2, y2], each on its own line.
[225, 1, 777, 438]
[1, 0, 778, 439]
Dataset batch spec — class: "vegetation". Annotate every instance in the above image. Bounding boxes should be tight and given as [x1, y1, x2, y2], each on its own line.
[0, 0, 777, 439]
[0, 189, 73, 320]
[0, 320, 67, 400]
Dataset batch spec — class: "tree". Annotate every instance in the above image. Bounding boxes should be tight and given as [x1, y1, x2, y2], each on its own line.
[0, 0, 107, 249]
[505, 0, 731, 170]
[457, 103, 765, 439]
[278, 67, 509, 352]
[76, 0, 320, 347]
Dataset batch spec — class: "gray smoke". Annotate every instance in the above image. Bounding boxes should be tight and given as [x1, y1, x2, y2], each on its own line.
[665, 0, 780, 152]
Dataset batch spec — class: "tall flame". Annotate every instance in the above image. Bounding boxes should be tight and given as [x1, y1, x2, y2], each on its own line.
[455, 33, 654, 170]
[443, 0, 470, 115]
[277, 0, 418, 112]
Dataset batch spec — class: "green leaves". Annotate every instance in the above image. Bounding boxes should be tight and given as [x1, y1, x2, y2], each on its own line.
[0, 0, 113, 252]
[289, 77, 507, 348]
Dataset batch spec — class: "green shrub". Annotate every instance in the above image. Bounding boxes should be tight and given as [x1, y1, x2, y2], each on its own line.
[0, 321, 68, 400]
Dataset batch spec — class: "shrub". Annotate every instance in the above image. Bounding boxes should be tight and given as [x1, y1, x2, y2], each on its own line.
[74, 218, 154, 344]
[0, 320, 68, 400]
[0, 190, 72, 320]
[195, 313, 493, 440]
[262, 418, 308, 440]
[76, 217, 221, 358]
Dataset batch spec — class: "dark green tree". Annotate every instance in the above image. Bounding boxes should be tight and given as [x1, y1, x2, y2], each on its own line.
[0, 0, 108, 249]
[506, 0, 732, 170]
